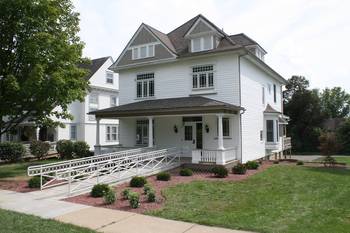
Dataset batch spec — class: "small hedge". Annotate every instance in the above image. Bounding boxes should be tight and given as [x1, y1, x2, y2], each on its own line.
[211, 166, 228, 178]
[296, 161, 304, 166]
[103, 189, 116, 205]
[128, 192, 140, 208]
[122, 188, 131, 200]
[323, 155, 336, 167]
[245, 161, 259, 170]
[0, 142, 25, 162]
[147, 189, 156, 202]
[130, 176, 147, 187]
[56, 140, 74, 159]
[273, 160, 279, 164]
[28, 176, 41, 188]
[90, 184, 110, 197]
[232, 163, 246, 175]
[179, 168, 193, 176]
[156, 172, 171, 181]
[143, 183, 152, 194]
[30, 140, 50, 160]
[73, 141, 90, 158]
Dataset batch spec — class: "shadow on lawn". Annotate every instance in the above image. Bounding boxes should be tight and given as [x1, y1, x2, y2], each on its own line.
[303, 165, 350, 176]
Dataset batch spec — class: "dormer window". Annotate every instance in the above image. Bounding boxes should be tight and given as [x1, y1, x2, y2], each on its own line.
[191, 35, 213, 52]
[132, 44, 155, 60]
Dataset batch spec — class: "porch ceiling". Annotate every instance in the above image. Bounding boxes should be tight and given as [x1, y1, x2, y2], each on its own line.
[89, 96, 244, 118]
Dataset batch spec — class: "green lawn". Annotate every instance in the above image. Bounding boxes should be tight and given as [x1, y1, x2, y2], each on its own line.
[0, 159, 61, 180]
[0, 209, 95, 233]
[314, 156, 350, 165]
[149, 165, 350, 233]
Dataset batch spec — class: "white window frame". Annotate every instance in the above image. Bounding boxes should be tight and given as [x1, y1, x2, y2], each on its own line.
[88, 93, 99, 121]
[262, 86, 265, 105]
[131, 43, 156, 60]
[106, 72, 114, 84]
[106, 125, 118, 142]
[136, 73, 155, 99]
[70, 125, 77, 141]
[192, 65, 215, 90]
[216, 117, 231, 138]
[110, 96, 117, 107]
[191, 35, 213, 52]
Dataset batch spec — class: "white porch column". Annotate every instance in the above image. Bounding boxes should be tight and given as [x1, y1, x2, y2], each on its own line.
[148, 116, 153, 148]
[217, 114, 224, 150]
[36, 127, 40, 141]
[95, 118, 101, 154]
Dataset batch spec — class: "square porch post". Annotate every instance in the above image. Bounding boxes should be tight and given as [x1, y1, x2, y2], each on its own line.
[95, 117, 101, 154]
[148, 116, 153, 148]
[216, 114, 225, 165]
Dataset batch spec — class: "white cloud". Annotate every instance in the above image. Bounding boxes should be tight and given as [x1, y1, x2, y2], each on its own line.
[73, 0, 350, 92]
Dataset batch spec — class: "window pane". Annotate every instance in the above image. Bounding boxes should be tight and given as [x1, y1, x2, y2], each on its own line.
[208, 73, 214, 87]
[223, 118, 230, 137]
[112, 127, 117, 133]
[89, 94, 98, 104]
[262, 86, 265, 104]
[192, 74, 198, 88]
[137, 81, 142, 98]
[140, 46, 147, 58]
[143, 81, 148, 97]
[273, 84, 277, 102]
[192, 38, 201, 52]
[149, 80, 154, 96]
[148, 45, 154, 57]
[133, 48, 139, 59]
[203, 36, 212, 50]
[184, 126, 192, 141]
[70, 126, 76, 140]
[276, 120, 279, 141]
[266, 120, 274, 142]
[199, 74, 206, 87]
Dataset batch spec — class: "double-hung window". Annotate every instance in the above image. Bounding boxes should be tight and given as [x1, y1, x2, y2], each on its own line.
[273, 84, 277, 103]
[192, 65, 214, 89]
[106, 72, 114, 84]
[110, 96, 117, 107]
[70, 125, 77, 140]
[106, 125, 118, 142]
[262, 86, 265, 105]
[136, 73, 154, 98]
[88, 93, 98, 121]
[132, 44, 155, 60]
[266, 120, 274, 142]
[216, 117, 230, 137]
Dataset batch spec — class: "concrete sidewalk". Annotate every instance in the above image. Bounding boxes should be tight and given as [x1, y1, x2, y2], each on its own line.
[0, 189, 253, 233]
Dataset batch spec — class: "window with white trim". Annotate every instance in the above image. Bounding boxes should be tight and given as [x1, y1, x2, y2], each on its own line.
[262, 86, 265, 105]
[106, 72, 114, 84]
[216, 117, 230, 137]
[192, 65, 214, 89]
[88, 93, 98, 121]
[132, 44, 155, 60]
[266, 120, 274, 142]
[70, 125, 77, 140]
[191, 35, 213, 52]
[110, 96, 117, 107]
[106, 125, 118, 142]
[136, 73, 154, 98]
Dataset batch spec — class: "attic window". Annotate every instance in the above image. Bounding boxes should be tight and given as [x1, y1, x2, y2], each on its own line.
[132, 44, 155, 60]
[191, 35, 213, 52]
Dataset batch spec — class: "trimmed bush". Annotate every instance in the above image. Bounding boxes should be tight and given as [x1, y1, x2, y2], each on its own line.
[147, 189, 156, 202]
[232, 163, 246, 175]
[130, 176, 147, 187]
[128, 192, 140, 208]
[122, 188, 131, 200]
[103, 189, 116, 205]
[179, 168, 193, 176]
[245, 161, 259, 170]
[0, 142, 25, 162]
[73, 141, 90, 158]
[56, 140, 74, 159]
[90, 184, 110, 197]
[143, 183, 152, 194]
[273, 160, 280, 164]
[296, 161, 304, 165]
[30, 140, 50, 160]
[211, 166, 228, 178]
[156, 172, 171, 181]
[28, 176, 41, 188]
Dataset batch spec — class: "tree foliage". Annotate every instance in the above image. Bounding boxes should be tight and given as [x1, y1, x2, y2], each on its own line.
[0, 0, 89, 136]
[336, 118, 350, 154]
[283, 75, 309, 103]
[320, 87, 350, 118]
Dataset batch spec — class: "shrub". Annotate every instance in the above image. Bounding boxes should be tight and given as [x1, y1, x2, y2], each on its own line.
[0, 142, 25, 162]
[56, 140, 74, 159]
[245, 161, 259, 170]
[130, 176, 147, 187]
[323, 155, 336, 167]
[273, 160, 280, 164]
[103, 189, 116, 205]
[232, 163, 246, 175]
[90, 183, 110, 197]
[122, 188, 131, 200]
[156, 172, 171, 181]
[211, 166, 228, 178]
[28, 176, 41, 188]
[73, 141, 90, 158]
[147, 189, 156, 202]
[143, 183, 152, 194]
[179, 168, 193, 176]
[296, 161, 304, 165]
[30, 140, 50, 160]
[128, 192, 140, 208]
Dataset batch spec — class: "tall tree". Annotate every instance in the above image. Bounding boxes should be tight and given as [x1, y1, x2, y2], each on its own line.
[283, 75, 309, 103]
[0, 0, 89, 137]
[320, 87, 350, 118]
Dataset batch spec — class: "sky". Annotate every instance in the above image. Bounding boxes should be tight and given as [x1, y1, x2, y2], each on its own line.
[73, 0, 350, 92]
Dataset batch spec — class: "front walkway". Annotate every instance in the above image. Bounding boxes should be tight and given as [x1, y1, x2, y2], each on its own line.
[0, 189, 253, 233]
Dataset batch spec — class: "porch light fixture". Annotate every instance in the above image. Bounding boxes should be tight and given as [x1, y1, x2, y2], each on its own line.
[205, 124, 209, 133]
[174, 125, 178, 133]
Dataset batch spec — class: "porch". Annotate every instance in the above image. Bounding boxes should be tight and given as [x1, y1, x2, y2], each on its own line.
[90, 96, 244, 165]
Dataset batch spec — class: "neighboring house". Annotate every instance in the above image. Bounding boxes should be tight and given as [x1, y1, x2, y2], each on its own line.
[91, 14, 291, 164]
[1, 56, 119, 150]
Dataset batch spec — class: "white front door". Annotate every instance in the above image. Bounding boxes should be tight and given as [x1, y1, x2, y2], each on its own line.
[183, 122, 197, 151]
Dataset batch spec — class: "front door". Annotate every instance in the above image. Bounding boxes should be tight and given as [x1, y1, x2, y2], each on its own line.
[184, 122, 203, 150]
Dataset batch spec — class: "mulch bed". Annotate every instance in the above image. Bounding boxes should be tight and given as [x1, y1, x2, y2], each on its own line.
[64, 161, 273, 214]
[0, 180, 38, 193]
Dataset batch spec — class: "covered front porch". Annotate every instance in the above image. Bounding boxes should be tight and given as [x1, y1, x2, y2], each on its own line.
[91, 96, 244, 165]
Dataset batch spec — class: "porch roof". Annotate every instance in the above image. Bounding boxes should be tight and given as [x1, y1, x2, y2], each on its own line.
[89, 96, 244, 118]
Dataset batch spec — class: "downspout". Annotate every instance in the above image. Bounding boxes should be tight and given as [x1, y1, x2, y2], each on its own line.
[238, 51, 248, 163]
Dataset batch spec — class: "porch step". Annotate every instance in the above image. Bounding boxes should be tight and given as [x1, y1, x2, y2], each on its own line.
[181, 160, 239, 172]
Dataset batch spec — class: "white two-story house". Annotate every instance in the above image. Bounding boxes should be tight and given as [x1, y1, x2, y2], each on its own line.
[91, 15, 290, 164]
[2, 56, 119, 150]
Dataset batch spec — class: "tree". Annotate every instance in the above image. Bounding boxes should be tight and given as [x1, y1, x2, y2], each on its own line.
[320, 87, 350, 118]
[0, 0, 89, 137]
[336, 118, 350, 154]
[283, 75, 310, 103]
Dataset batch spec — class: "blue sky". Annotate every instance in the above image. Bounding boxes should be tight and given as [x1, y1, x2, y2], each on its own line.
[73, 0, 350, 91]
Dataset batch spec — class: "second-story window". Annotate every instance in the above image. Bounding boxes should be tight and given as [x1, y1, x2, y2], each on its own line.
[136, 73, 154, 98]
[106, 72, 114, 84]
[262, 86, 265, 105]
[192, 65, 214, 89]
[110, 96, 117, 107]
[273, 84, 277, 103]
[89, 93, 98, 121]
[132, 44, 155, 60]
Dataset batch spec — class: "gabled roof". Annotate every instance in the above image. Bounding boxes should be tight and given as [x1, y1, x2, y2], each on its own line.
[89, 96, 244, 118]
[229, 33, 266, 53]
[79, 56, 110, 80]
[264, 104, 281, 114]
[144, 24, 176, 54]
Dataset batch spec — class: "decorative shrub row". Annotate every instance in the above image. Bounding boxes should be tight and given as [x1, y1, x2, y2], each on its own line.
[130, 176, 147, 187]
[211, 166, 228, 178]
[90, 183, 110, 197]
[245, 161, 259, 169]
[296, 160, 304, 165]
[30, 140, 50, 160]
[232, 163, 246, 174]
[56, 140, 91, 159]
[27, 176, 50, 188]
[0, 142, 26, 162]
[156, 172, 171, 181]
[179, 168, 193, 176]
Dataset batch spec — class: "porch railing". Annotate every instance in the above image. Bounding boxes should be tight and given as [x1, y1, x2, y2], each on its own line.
[192, 147, 238, 165]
